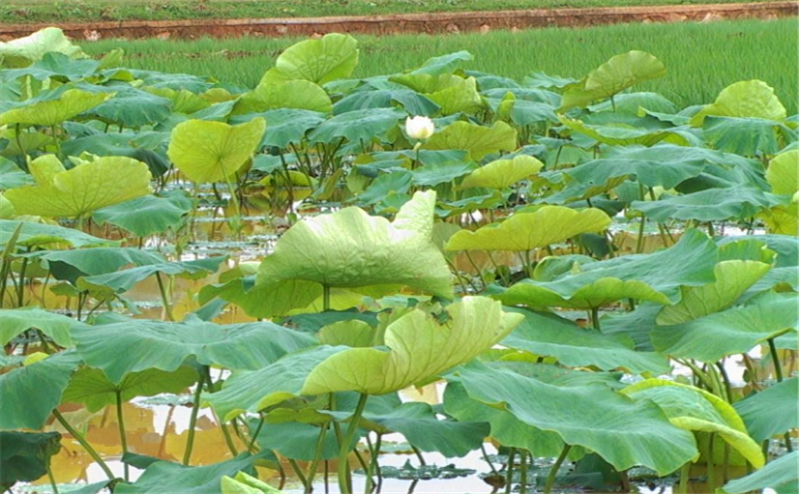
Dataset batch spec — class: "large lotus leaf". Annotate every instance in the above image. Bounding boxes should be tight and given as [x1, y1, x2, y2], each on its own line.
[92, 192, 191, 237]
[389, 73, 464, 94]
[656, 260, 772, 325]
[260, 33, 358, 85]
[559, 51, 666, 110]
[651, 292, 798, 362]
[411, 161, 476, 187]
[411, 50, 474, 76]
[4, 156, 152, 218]
[0, 28, 86, 68]
[0, 351, 81, 430]
[333, 89, 440, 117]
[307, 107, 405, 144]
[501, 308, 669, 374]
[115, 452, 264, 494]
[257, 190, 453, 298]
[26, 248, 164, 285]
[62, 365, 197, 413]
[143, 87, 210, 115]
[767, 150, 799, 195]
[199, 276, 323, 319]
[0, 220, 115, 249]
[77, 256, 225, 294]
[691, 80, 787, 126]
[220, 471, 282, 494]
[301, 297, 523, 396]
[558, 115, 691, 147]
[761, 200, 799, 236]
[72, 319, 316, 383]
[0, 52, 98, 83]
[734, 377, 799, 443]
[83, 86, 173, 128]
[233, 80, 332, 115]
[458, 155, 543, 190]
[446, 206, 610, 252]
[0, 308, 82, 347]
[0, 431, 62, 491]
[167, 118, 265, 183]
[207, 346, 346, 422]
[621, 380, 764, 468]
[253, 417, 361, 462]
[702, 116, 788, 157]
[720, 451, 799, 494]
[631, 186, 780, 223]
[499, 229, 717, 309]
[443, 382, 564, 457]
[0, 89, 112, 126]
[426, 76, 483, 115]
[231, 109, 325, 149]
[423, 121, 517, 161]
[454, 361, 697, 475]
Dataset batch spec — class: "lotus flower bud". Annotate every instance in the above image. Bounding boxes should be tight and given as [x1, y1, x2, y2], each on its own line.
[405, 116, 435, 140]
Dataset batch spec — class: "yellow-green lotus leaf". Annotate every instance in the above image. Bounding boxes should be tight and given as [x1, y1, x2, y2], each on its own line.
[318, 320, 375, 348]
[622, 379, 765, 468]
[301, 297, 524, 395]
[257, 190, 453, 298]
[459, 155, 543, 190]
[0, 89, 113, 126]
[4, 155, 151, 218]
[656, 260, 772, 325]
[0, 27, 87, 68]
[691, 80, 787, 126]
[233, 80, 332, 115]
[167, 118, 266, 183]
[423, 121, 517, 161]
[446, 206, 611, 252]
[766, 150, 799, 196]
[260, 33, 359, 85]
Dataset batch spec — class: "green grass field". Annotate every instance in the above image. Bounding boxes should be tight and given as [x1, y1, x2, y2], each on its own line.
[80, 19, 799, 113]
[0, 0, 780, 23]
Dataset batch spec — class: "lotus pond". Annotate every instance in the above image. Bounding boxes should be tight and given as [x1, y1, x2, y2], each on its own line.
[0, 27, 798, 494]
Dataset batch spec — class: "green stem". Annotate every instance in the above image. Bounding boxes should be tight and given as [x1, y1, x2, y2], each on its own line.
[115, 391, 129, 481]
[768, 338, 784, 382]
[544, 444, 571, 494]
[481, 444, 499, 476]
[248, 416, 264, 453]
[591, 307, 601, 331]
[338, 394, 369, 494]
[183, 372, 205, 465]
[677, 462, 690, 494]
[288, 459, 309, 490]
[715, 361, 734, 403]
[16, 256, 28, 308]
[519, 450, 528, 494]
[323, 285, 331, 312]
[47, 463, 59, 494]
[155, 272, 174, 322]
[52, 410, 115, 481]
[411, 445, 426, 466]
[305, 423, 329, 493]
[704, 433, 716, 491]
[504, 448, 516, 494]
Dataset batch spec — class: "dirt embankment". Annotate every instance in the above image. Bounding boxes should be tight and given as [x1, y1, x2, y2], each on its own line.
[1, 1, 797, 41]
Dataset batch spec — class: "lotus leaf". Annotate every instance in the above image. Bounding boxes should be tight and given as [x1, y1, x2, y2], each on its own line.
[691, 80, 787, 126]
[458, 155, 543, 190]
[77, 256, 225, 294]
[423, 121, 517, 161]
[720, 451, 798, 494]
[308, 107, 405, 144]
[333, 89, 440, 117]
[0, 431, 62, 491]
[0, 220, 114, 249]
[0, 89, 112, 126]
[734, 377, 799, 443]
[221, 471, 282, 494]
[630, 185, 781, 223]
[0, 308, 81, 347]
[92, 192, 191, 237]
[260, 33, 358, 85]
[0, 27, 86, 68]
[234, 80, 332, 115]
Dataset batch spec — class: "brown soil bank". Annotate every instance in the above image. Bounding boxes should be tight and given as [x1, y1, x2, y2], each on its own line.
[1, 1, 797, 41]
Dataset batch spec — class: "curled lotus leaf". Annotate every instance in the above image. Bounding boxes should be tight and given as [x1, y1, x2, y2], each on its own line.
[446, 206, 611, 252]
[4, 155, 151, 219]
[233, 80, 332, 115]
[0, 27, 86, 68]
[423, 121, 517, 161]
[301, 296, 524, 396]
[690, 80, 787, 126]
[458, 155, 544, 190]
[257, 190, 454, 299]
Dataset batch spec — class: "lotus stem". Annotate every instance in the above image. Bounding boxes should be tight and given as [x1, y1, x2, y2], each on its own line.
[115, 391, 130, 481]
[704, 433, 716, 491]
[677, 462, 690, 494]
[411, 445, 426, 466]
[338, 393, 369, 494]
[155, 272, 174, 322]
[504, 448, 516, 494]
[481, 444, 499, 477]
[768, 338, 784, 382]
[16, 255, 28, 308]
[183, 372, 206, 465]
[248, 415, 264, 453]
[288, 459, 309, 490]
[305, 422, 330, 493]
[323, 285, 331, 312]
[52, 410, 115, 481]
[519, 450, 528, 494]
[365, 433, 383, 493]
[47, 463, 59, 494]
[544, 444, 571, 494]
[591, 307, 601, 331]
[715, 361, 734, 402]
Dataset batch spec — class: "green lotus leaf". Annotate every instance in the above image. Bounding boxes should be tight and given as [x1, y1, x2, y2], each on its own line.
[0, 220, 115, 249]
[411, 161, 476, 187]
[301, 297, 523, 396]
[767, 150, 799, 195]
[167, 118, 266, 183]
[77, 256, 225, 294]
[0, 89, 112, 126]
[257, 190, 453, 298]
[0, 431, 62, 491]
[318, 320, 375, 347]
[411, 50, 473, 76]
[631, 185, 780, 223]
[499, 229, 717, 309]
[92, 191, 191, 237]
[734, 377, 799, 443]
[221, 471, 282, 494]
[231, 109, 325, 149]
[73, 318, 315, 383]
[558, 115, 690, 147]
[4, 156, 152, 219]
[0, 27, 86, 68]
[83, 86, 173, 128]
[453, 361, 698, 475]
[446, 206, 610, 253]
[207, 346, 345, 422]
[426, 76, 483, 115]
[458, 155, 543, 190]
[690, 80, 787, 126]
[656, 260, 772, 325]
[0, 308, 82, 347]
[260, 33, 358, 85]
[621, 380, 764, 468]
[0, 52, 98, 83]
[62, 365, 198, 413]
[651, 292, 798, 362]
[390, 73, 463, 94]
[423, 121, 517, 161]
[233, 80, 332, 115]
[25, 248, 164, 285]
[144, 86, 210, 114]
[702, 116, 787, 156]
[501, 308, 669, 374]
[333, 89, 440, 117]
[307, 107, 405, 144]
[199, 276, 323, 319]
[0, 350, 82, 430]
[560, 51, 666, 110]
[591, 91, 677, 114]
[720, 451, 798, 494]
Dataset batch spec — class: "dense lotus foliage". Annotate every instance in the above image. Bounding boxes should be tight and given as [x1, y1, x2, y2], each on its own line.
[0, 28, 798, 494]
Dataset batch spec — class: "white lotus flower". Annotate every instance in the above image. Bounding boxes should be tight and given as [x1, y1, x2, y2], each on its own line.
[405, 116, 435, 140]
